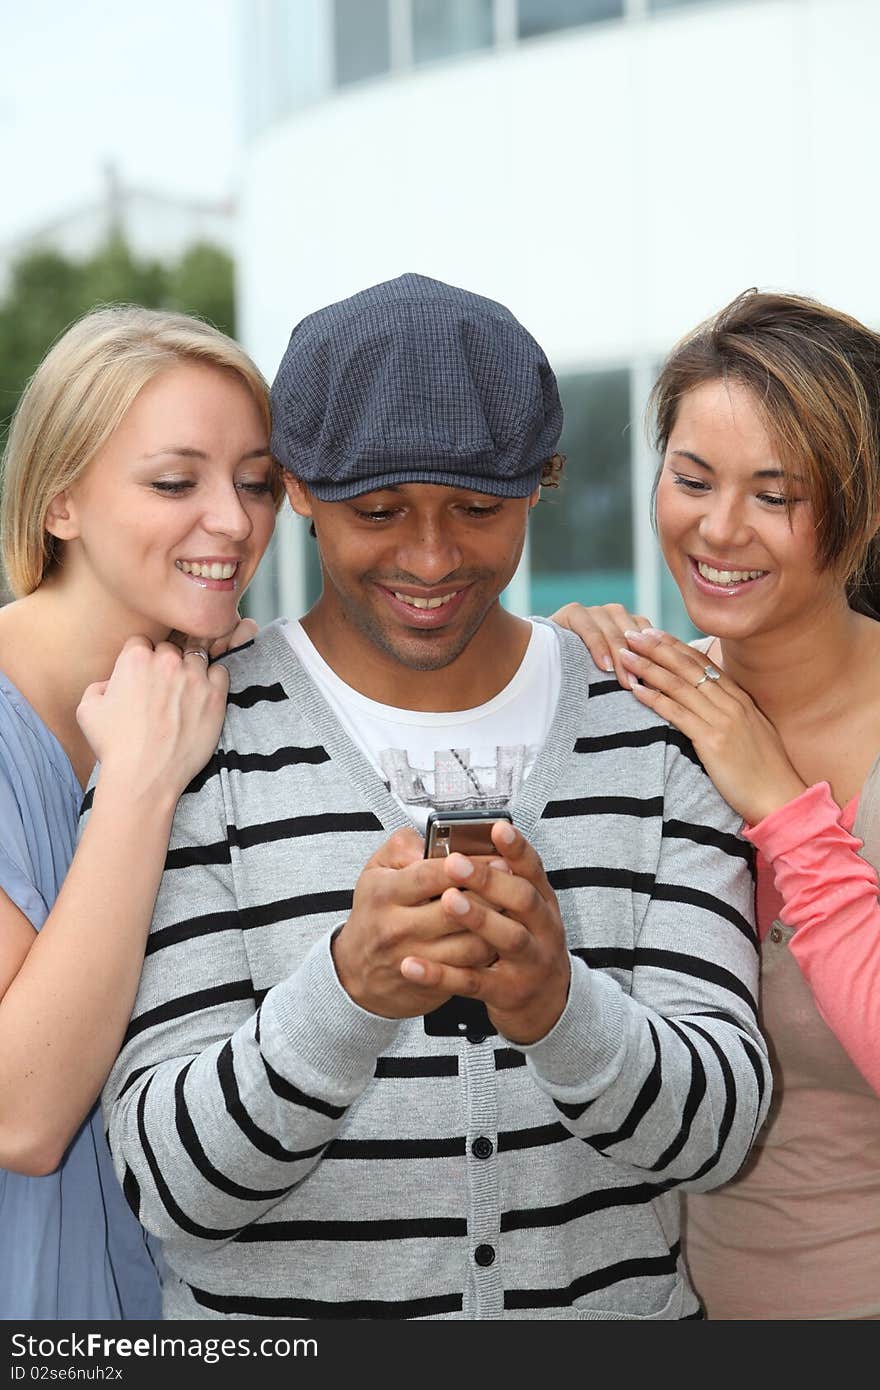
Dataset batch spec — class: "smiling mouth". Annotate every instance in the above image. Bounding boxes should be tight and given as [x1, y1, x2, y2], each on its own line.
[694, 560, 767, 586]
[392, 590, 459, 610]
[378, 583, 471, 628]
[176, 560, 239, 580]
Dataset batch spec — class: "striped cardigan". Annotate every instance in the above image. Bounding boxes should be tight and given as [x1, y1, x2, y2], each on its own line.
[99, 619, 770, 1320]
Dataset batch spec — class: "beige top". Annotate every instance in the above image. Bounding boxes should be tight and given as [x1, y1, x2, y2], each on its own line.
[685, 918, 880, 1319]
[685, 761, 880, 1319]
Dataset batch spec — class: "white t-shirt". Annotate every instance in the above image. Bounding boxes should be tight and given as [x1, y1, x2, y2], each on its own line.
[282, 619, 561, 831]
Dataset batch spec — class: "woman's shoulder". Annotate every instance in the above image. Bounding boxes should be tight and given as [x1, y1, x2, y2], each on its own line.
[0, 670, 80, 815]
[0, 673, 34, 759]
[0, 672, 50, 759]
[0, 603, 45, 736]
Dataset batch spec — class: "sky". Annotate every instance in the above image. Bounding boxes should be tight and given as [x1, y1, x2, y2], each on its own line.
[1, 0, 241, 246]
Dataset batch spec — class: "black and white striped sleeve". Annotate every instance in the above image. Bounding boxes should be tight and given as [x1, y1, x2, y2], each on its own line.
[99, 770, 399, 1248]
[521, 733, 771, 1190]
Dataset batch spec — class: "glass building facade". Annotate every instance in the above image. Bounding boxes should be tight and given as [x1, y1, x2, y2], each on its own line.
[530, 368, 633, 617]
[244, 0, 747, 135]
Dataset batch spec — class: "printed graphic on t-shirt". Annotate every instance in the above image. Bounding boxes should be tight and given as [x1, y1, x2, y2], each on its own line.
[378, 744, 534, 809]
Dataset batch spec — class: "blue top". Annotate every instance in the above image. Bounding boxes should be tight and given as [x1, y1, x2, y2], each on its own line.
[0, 671, 161, 1320]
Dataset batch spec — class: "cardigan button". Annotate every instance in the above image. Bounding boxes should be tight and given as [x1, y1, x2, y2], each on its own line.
[769, 926, 783, 944]
[474, 1243, 496, 1267]
[472, 1136, 494, 1160]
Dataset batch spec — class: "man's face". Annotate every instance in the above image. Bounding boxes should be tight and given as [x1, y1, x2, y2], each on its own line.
[284, 477, 537, 679]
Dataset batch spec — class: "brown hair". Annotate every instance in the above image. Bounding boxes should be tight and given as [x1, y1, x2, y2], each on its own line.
[649, 289, 880, 616]
[541, 452, 565, 488]
[1, 304, 284, 598]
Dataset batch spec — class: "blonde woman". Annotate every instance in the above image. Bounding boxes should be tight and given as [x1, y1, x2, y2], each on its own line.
[553, 289, 880, 1318]
[0, 306, 281, 1318]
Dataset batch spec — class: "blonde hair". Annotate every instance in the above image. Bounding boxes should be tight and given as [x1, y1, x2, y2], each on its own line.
[1, 304, 283, 597]
[650, 289, 880, 616]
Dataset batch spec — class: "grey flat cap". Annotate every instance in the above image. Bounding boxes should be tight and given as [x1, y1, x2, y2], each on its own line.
[270, 272, 563, 499]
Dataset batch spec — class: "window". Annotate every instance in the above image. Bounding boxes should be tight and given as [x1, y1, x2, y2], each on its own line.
[304, 520, 324, 609]
[333, 0, 391, 88]
[273, 0, 330, 116]
[517, 0, 623, 42]
[412, 0, 494, 65]
[529, 369, 633, 616]
[650, 0, 733, 11]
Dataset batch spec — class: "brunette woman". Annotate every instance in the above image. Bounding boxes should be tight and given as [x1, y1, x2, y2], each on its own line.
[553, 289, 880, 1319]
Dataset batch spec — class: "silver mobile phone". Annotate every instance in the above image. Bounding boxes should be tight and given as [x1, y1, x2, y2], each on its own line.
[423, 808, 513, 858]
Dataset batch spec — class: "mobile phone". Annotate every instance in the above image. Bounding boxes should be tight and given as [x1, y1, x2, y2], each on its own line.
[423, 808, 513, 858]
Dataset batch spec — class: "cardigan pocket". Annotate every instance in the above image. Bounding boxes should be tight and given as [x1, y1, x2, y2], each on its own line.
[573, 1274, 691, 1320]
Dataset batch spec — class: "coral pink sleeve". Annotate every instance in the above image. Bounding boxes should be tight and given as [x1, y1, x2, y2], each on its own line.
[744, 782, 880, 1094]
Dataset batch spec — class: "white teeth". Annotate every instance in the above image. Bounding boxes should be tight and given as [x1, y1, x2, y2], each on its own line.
[176, 560, 238, 580]
[393, 591, 457, 609]
[697, 562, 765, 584]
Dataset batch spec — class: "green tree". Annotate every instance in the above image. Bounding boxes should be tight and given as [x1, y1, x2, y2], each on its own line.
[78, 233, 169, 309]
[0, 250, 85, 440]
[170, 243, 235, 338]
[0, 235, 236, 448]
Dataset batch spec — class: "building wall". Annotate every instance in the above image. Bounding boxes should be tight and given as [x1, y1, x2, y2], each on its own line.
[238, 0, 880, 627]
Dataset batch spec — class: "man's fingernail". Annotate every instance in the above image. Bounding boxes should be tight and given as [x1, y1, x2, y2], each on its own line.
[449, 892, 470, 916]
[401, 958, 425, 980]
[497, 823, 515, 845]
[447, 854, 473, 878]
[489, 858, 511, 872]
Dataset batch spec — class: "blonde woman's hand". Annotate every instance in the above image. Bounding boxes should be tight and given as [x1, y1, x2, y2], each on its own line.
[617, 628, 807, 825]
[549, 602, 655, 686]
[75, 635, 230, 804]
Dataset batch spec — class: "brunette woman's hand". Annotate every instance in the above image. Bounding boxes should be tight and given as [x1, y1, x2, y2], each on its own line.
[549, 602, 655, 687]
[618, 628, 807, 825]
[75, 635, 230, 804]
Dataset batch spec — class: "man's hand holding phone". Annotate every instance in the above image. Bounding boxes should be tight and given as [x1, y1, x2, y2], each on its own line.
[331, 827, 500, 1019]
[401, 819, 572, 1045]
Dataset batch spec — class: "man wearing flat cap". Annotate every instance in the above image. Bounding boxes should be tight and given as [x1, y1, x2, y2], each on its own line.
[101, 274, 769, 1321]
